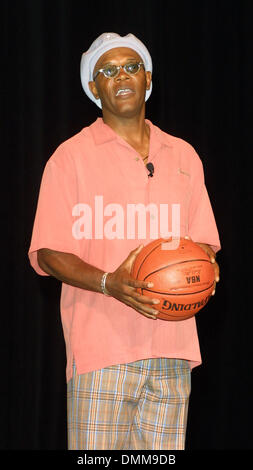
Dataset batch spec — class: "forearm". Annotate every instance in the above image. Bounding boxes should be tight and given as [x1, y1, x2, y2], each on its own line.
[37, 248, 105, 293]
[37, 246, 159, 320]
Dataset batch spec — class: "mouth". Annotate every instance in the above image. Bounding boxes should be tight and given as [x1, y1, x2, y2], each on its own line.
[115, 87, 135, 97]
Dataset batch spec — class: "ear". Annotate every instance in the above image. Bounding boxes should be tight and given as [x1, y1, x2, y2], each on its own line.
[88, 81, 100, 100]
[145, 71, 152, 90]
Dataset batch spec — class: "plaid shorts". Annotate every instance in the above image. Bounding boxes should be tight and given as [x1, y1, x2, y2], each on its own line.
[67, 358, 191, 450]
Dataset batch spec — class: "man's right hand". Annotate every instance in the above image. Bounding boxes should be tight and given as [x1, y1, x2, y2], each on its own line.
[106, 245, 160, 320]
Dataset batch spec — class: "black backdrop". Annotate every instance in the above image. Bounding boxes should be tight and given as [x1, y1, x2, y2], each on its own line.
[2, 0, 252, 451]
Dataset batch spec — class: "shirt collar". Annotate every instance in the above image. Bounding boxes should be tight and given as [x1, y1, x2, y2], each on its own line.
[89, 117, 173, 150]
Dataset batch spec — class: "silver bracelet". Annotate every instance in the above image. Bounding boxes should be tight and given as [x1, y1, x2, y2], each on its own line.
[100, 272, 110, 296]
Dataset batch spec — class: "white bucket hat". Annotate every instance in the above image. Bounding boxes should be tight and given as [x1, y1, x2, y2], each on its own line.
[80, 32, 153, 108]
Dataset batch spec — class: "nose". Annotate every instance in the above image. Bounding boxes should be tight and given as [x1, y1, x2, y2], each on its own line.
[115, 66, 129, 81]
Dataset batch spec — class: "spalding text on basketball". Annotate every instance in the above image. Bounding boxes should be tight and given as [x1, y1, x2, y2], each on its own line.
[161, 295, 211, 311]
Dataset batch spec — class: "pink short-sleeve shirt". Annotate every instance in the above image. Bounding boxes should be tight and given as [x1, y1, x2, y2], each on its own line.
[28, 118, 221, 382]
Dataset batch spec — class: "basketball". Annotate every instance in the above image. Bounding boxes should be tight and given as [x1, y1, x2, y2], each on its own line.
[131, 238, 215, 321]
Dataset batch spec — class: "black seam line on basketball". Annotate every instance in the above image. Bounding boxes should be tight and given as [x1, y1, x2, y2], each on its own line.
[159, 315, 195, 320]
[136, 241, 163, 279]
[142, 259, 211, 281]
[142, 283, 214, 296]
[159, 312, 195, 318]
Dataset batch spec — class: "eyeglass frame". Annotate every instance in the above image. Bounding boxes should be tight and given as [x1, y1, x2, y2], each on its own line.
[93, 62, 145, 81]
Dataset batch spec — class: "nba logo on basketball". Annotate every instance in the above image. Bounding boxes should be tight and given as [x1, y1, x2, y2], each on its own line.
[186, 275, 200, 284]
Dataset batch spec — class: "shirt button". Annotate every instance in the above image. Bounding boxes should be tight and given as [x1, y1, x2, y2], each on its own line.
[135, 157, 139, 161]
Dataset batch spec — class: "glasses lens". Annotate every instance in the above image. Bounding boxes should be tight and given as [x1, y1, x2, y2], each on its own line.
[103, 65, 118, 78]
[125, 63, 140, 74]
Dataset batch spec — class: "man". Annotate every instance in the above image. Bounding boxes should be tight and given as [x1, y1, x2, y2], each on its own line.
[28, 33, 220, 450]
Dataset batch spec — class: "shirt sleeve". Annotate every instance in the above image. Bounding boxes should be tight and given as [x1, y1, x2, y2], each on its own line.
[188, 154, 221, 253]
[28, 146, 81, 275]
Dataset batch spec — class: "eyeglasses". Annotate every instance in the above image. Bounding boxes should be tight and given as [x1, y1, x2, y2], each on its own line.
[93, 62, 144, 80]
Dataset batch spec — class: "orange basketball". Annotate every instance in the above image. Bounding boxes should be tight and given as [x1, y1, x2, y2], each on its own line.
[131, 238, 215, 321]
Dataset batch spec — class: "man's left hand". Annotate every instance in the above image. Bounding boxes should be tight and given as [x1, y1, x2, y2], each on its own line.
[195, 242, 220, 295]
